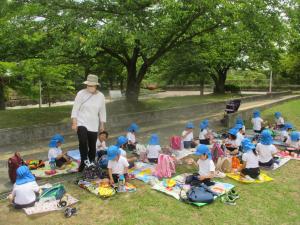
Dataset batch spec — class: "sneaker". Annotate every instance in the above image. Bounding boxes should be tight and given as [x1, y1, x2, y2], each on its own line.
[228, 189, 240, 200]
[244, 175, 255, 181]
[221, 194, 236, 206]
[215, 171, 226, 178]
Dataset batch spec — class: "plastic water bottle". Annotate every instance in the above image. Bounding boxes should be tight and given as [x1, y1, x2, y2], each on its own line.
[118, 175, 126, 192]
[50, 158, 56, 170]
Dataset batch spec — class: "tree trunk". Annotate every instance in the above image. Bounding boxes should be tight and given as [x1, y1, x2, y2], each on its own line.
[211, 68, 229, 94]
[109, 77, 114, 90]
[120, 77, 124, 92]
[200, 79, 204, 96]
[0, 81, 6, 110]
[125, 73, 141, 103]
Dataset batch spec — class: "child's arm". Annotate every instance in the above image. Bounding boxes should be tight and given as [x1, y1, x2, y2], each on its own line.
[108, 168, 114, 185]
[124, 166, 128, 175]
[199, 172, 214, 180]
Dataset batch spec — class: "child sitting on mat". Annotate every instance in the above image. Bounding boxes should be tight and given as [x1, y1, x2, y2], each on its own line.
[182, 122, 196, 149]
[274, 112, 285, 129]
[192, 145, 215, 186]
[286, 131, 300, 150]
[96, 131, 108, 155]
[126, 123, 139, 151]
[235, 117, 246, 134]
[107, 145, 129, 185]
[8, 166, 40, 209]
[146, 134, 161, 163]
[234, 124, 245, 148]
[224, 128, 240, 155]
[251, 110, 264, 133]
[199, 119, 211, 145]
[240, 139, 260, 181]
[48, 134, 71, 169]
[116, 136, 137, 167]
[280, 123, 293, 142]
[256, 130, 278, 168]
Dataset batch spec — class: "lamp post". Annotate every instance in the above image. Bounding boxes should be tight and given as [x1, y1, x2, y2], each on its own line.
[269, 70, 273, 93]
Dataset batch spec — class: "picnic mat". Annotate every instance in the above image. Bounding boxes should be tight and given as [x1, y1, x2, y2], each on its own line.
[276, 151, 300, 161]
[31, 161, 79, 178]
[226, 172, 273, 183]
[67, 149, 81, 161]
[151, 173, 234, 207]
[23, 184, 78, 215]
[128, 162, 158, 184]
[77, 179, 136, 197]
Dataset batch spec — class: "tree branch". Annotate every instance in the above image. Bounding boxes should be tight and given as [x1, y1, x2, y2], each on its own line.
[101, 46, 128, 66]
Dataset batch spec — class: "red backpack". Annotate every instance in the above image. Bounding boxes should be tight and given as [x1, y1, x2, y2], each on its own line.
[210, 143, 225, 163]
[170, 136, 182, 150]
[8, 152, 24, 183]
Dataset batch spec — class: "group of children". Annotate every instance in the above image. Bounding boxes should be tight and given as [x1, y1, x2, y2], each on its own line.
[10, 111, 300, 209]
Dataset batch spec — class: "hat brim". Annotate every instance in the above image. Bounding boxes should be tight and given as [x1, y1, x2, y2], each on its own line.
[107, 155, 117, 160]
[83, 81, 100, 86]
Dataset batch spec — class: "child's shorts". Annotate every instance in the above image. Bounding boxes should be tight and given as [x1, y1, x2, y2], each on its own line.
[259, 159, 274, 167]
[241, 167, 260, 179]
[199, 139, 210, 145]
[55, 157, 67, 168]
[148, 158, 158, 164]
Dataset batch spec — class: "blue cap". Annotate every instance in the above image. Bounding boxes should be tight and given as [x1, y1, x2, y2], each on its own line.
[186, 122, 194, 129]
[49, 139, 59, 148]
[51, 134, 64, 143]
[236, 117, 244, 125]
[242, 138, 255, 152]
[107, 145, 121, 160]
[116, 136, 128, 147]
[228, 128, 238, 136]
[195, 145, 211, 159]
[274, 112, 281, 119]
[149, 134, 160, 145]
[253, 110, 260, 118]
[234, 124, 243, 130]
[128, 123, 139, 132]
[260, 130, 273, 145]
[16, 166, 36, 185]
[199, 119, 209, 129]
[283, 123, 293, 130]
[291, 131, 299, 142]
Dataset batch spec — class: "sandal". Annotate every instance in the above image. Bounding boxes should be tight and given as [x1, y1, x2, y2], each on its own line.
[221, 194, 236, 206]
[228, 189, 240, 200]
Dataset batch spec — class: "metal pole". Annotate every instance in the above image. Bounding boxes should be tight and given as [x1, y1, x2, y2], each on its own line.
[39, 79, 42, 108]
[269, 70, 273, 93]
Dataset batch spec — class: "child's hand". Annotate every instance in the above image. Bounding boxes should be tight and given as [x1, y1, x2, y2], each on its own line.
[72, 120, 78, 132]
[109, 179, 114, 185]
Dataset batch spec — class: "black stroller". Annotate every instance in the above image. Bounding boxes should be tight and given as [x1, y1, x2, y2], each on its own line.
[224, 99, 241, 114]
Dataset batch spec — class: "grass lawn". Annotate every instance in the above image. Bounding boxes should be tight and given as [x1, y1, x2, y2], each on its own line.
[0, 93, 244, 129]
[0, 100, 299, 225]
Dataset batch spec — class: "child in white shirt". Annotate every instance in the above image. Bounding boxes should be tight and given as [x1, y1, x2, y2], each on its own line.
[256, 130, 277, 168]
[286, 131, 300, 149]
[236, 117, 246, 134]
[96, 131, 108, 159]
[199, 119, 211, 145]
[107, 145, 129, 185]
[193, 145, 215, 186]
[8, 166, 40, 209]
[240, 139, 260, 180]
[182, 122, 195, 149]
[274, 112, 285, 129]
[48, 134, 71, 169]
[235, 124, 245, 147]
[251, 110, 264, 133]
[280, 123, 293, 142]
[146, 134, 161, 163]
[126, 123, 139, 151]
[224, 128, 239, 155]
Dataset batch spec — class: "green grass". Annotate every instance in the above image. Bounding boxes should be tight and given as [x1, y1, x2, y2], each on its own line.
[0, 99, 300, 225]
[0, 93, 244, 129]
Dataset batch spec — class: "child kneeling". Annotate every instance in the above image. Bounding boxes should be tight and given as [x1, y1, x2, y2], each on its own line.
[193, 145, 215, 186]
[240, 138, 260, 180]
[107, 145, 129, 185]
[8, 166, 40, 209]
[48, 134, 71, 169]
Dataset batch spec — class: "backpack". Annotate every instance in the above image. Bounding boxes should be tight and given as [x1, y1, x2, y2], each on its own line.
[39, 184, 66, 201]
[211, 143, 225, 163]
[185, 173, 203, 187]
[8, 152, 24, 183]
[98, 155, 108, 169]
[154, 154, 176, 179]
[83, 160, 105, 180]
[26, 160, 45, 170]
[170, 136, 182, 150]
[181, 184, 216, 204]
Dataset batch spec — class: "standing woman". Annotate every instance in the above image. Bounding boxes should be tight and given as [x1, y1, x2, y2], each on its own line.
[71, 74, 107, 172]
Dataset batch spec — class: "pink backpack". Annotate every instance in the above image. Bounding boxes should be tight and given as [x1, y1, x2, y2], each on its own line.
[211, 143, 225, 163]
[154, 154, 176, 178]
[170, 136, 182, 150]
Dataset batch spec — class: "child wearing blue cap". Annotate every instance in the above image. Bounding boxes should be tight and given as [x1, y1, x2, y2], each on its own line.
[274, 112, 285, 129]
[224, 128, 240, 155]
[251, 110, 264, 133]
[107, 145, 129, 185]
[286, 131, 300, 150]
[146, 134, 162, 163]
[192, 145, 215, 186]
[48, 134, 71, 169]
[127, 123, 139, 151]
[256, 130, 278, 168]
[8, 166, 40, 209]
[235, 124, 245, 147]
[199, 119, 211, 145]
[240, 139, 260, 180]
[236, 117, 246, 134]
[280, 123, 293, 142]
[182, 122, 196, 149]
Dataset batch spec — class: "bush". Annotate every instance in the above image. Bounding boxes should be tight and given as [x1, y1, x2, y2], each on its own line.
[224, 84, 241, 93]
